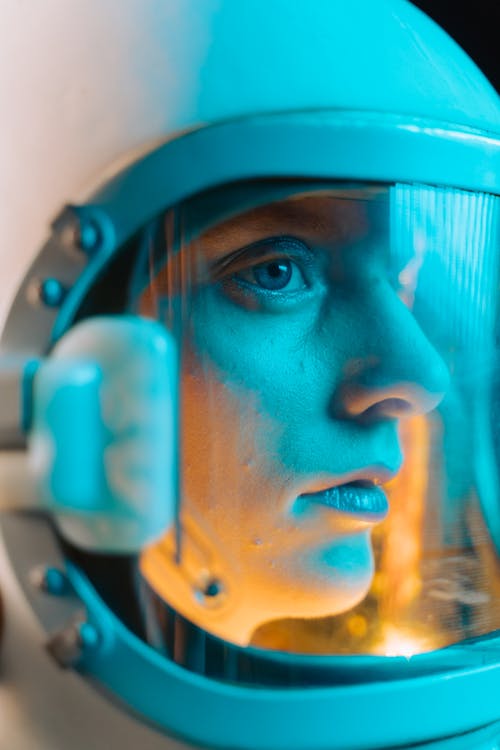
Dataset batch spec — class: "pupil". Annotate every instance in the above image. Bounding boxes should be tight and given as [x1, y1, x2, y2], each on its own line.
[254, 260, 292, 290]
[269, 263, 282, 277]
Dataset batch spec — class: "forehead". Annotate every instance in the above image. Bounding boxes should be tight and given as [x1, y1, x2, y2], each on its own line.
[182, 189, 389, 260]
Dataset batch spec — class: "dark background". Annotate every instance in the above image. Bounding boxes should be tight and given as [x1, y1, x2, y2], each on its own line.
[412, 0, 499, 92]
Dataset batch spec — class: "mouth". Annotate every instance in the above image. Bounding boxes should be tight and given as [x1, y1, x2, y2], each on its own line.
[299, 479, 389, 521]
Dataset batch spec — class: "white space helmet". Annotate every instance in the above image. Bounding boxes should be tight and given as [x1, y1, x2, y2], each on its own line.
[1, 2, 500, 749]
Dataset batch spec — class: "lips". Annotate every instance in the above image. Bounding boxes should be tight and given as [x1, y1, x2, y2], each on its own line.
[300, 480, 389, 520]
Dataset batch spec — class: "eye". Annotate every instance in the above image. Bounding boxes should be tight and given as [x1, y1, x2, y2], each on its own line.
[235, 257, 307, 292]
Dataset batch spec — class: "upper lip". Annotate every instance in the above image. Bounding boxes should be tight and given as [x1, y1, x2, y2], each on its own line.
[297, 464, 401, 497]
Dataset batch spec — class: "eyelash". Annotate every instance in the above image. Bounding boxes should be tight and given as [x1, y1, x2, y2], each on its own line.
[213, 237, 314, 296]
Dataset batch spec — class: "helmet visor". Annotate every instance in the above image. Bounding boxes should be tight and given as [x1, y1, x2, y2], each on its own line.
[129, 181, 500, 658]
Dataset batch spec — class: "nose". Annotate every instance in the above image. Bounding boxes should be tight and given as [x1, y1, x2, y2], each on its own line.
[333, 291, 450, 423]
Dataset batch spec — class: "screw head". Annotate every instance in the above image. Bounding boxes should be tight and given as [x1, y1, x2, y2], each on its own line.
[46, 617, 100, 668]
[76, 217, 101, 254]
[38, 278, 67, 308]
[78, 621, 100, 649]
[194, 572, 226, 608]
[30, 566, 70, 596]
[203, 579, 223, 598]
[44, 567, 70, 596]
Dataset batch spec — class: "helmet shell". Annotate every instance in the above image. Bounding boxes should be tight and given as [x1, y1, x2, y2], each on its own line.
[1, 0, 500, 331]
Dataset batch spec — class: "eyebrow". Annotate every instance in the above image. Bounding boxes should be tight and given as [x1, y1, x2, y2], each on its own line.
[142, 194, 383, 304]
[193, 199, 359, 261]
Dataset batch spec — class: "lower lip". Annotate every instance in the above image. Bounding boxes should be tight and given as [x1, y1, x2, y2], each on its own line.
[300, 481, 389, 520]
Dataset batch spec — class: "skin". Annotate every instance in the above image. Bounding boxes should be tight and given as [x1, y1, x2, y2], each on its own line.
[140, 189, 450, 645]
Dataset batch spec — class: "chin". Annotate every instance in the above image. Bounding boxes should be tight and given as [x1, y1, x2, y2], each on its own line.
[255, 577, 373, 625]
[292, 573, 374, 620]
[298, 530, 375, 616]
[252, 536, 374, 622]
[326, 569, 374, 614]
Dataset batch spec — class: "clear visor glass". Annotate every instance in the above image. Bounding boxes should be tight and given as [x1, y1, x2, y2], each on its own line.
[128, 181, 500, 659]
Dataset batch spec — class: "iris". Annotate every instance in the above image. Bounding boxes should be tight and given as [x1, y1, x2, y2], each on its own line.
[252, 259, 293, 290]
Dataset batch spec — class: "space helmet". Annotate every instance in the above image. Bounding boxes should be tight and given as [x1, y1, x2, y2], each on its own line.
[1, 1, 500, 748]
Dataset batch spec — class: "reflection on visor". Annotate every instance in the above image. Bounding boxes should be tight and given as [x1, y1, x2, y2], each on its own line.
[130, 182, 500, 660]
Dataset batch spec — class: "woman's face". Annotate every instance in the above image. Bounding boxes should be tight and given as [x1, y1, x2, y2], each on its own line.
[145, 190, 450, 630]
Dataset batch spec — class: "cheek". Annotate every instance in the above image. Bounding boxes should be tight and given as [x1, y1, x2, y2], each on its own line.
[180, 291, 360, 518]
[186, 290, 337, 434]
[180, 352, 287, 536]
[188, 287, 320, 387]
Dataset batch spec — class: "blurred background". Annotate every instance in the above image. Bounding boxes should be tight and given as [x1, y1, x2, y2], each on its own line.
[413, 0, 499, 92]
